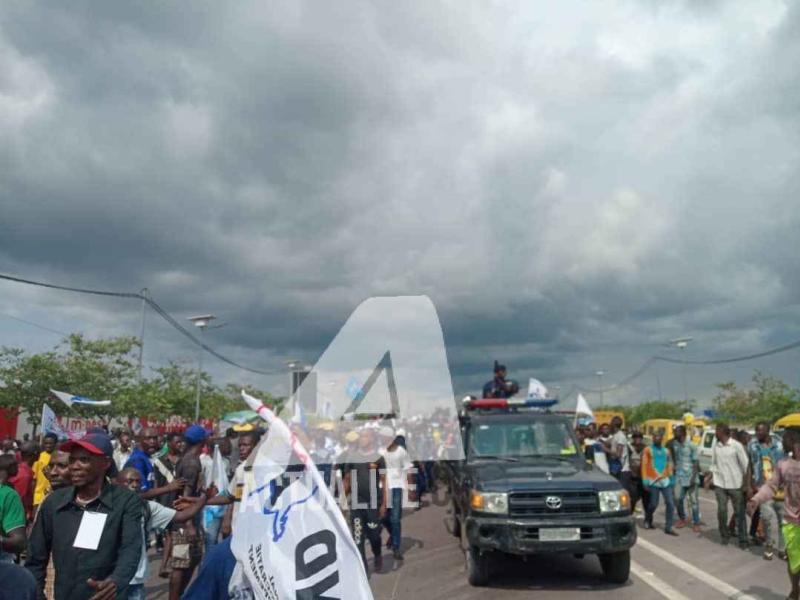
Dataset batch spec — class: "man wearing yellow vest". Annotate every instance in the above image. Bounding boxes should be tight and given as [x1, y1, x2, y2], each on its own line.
[32, 433, 58, 511]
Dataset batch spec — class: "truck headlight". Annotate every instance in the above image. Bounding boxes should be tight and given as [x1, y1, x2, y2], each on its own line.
[599, 490, 630, 513]
[470, 490, 508, 514]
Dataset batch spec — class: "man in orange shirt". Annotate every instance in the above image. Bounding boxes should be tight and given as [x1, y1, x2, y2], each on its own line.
[641, 432, 678, 536]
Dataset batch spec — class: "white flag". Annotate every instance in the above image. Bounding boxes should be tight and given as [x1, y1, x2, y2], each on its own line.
[50, 389, 111, 408]
[209, 445, 230, 492]
[527, 378, 549, 400]
[575, 393, 594, 420]
[233, 391, 374, 600]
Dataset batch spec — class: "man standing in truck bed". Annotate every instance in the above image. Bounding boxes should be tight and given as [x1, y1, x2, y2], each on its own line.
[482, 361, 519, 399]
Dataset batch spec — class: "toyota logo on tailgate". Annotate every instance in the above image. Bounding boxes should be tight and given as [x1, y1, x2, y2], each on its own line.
[545, 496, 562, 510]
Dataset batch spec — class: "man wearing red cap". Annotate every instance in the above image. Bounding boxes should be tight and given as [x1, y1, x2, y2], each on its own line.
[26, 433, 143, 600]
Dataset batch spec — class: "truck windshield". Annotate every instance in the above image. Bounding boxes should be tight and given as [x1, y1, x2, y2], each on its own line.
[469, 420, 579, 460]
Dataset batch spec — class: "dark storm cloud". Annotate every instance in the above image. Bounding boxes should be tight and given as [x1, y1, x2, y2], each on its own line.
[1, 0, 799, 402]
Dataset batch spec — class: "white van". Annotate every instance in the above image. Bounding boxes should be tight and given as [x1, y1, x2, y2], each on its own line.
[698, 427, 716, 475]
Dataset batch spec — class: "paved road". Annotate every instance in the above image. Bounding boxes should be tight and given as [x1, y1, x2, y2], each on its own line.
[368, 489, 788, 600]
[146, 489, 790, 599]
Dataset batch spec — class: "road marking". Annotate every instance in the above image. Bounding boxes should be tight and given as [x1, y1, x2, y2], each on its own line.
[637, 536, 759, 600]
[389, 570, 403, 600]
[631, 560, 692, 600]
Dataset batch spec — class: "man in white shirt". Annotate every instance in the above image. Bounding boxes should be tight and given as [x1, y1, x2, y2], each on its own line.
[608, 417, 632, 494]
[380, 427, 415, 560]
[113, 430, 134, 472]
[116, 468, 207, 600]
[704, 423, 750, 548]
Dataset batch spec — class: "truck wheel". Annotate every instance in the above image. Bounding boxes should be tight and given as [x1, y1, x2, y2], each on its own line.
[466, 547, 490, 587]
[599, 550, 630, 584]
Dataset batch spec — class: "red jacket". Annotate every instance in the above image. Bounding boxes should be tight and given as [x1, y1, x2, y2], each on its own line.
[9, 461, 34, 518]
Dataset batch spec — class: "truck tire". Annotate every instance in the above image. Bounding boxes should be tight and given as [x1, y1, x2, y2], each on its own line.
[450, 499, 461, 538]
[599, 550, 630, 584]
[466, 547, 490, 587]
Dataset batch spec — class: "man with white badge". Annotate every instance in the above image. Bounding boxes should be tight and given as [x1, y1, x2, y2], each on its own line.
[26, 432, 143, 600]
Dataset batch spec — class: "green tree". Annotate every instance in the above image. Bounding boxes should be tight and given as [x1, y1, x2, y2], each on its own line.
[0, 333, 288, 426]
[59, 334, 140, 420]
[614, 400, 694, 426]
[0, 334, 141, 430]
[0, 347, 67, 433]
[712, 371, 799, 425]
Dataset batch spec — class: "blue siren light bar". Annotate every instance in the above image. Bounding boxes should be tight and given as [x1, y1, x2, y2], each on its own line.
[468, 398, 559, 410]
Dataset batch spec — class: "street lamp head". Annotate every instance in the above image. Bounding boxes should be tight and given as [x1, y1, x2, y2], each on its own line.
[188, 314, 216, 329]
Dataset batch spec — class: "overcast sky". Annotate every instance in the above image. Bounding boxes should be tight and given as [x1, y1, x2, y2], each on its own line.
[1, 1, 799, 409]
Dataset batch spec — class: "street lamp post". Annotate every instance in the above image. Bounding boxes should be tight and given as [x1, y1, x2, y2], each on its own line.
[596, 370, 605, 406]
[668, 337, 693, 403]
[137, 288, 148, 382]
[188, 315, 216, 422]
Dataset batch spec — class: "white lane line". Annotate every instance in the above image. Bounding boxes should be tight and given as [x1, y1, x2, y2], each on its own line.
[631, 560, 692, 600]
[637, 536, 759, 600]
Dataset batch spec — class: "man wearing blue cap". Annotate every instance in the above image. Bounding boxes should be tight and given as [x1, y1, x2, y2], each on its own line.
[168, 424, 208, 600]
[26, 433, 143, 599]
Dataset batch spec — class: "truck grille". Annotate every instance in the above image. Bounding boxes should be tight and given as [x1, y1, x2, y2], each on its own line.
[508, 491, 598, 518]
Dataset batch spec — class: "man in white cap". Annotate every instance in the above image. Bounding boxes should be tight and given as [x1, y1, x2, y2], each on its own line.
[380, 427, 414, 561]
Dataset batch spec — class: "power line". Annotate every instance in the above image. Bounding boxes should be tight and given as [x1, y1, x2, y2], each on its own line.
[652, 339, 800, 364]
[574, 336, 800, 394]
[0, 272, 283, 376]
[0, 313, 71, 337]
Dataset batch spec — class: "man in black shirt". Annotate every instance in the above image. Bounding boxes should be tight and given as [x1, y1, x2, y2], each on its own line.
[26, 433, 142, 600]
[339, 428, 387, 576]
[168, 425, 207, 600]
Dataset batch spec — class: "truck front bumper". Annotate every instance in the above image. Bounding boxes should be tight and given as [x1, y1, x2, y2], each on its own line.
[464, 513, 637, 555]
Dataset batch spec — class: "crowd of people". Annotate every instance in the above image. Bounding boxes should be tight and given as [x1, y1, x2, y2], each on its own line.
[576, 416, 800, 599]
[4, 383, 800, 600]
[0, 412, 456, 600]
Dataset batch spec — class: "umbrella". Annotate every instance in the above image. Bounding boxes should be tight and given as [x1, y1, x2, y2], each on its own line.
[221, 410, 260, 425]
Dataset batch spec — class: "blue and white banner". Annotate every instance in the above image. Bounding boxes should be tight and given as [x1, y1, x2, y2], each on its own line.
[50, 389, 111, 409]
[40, 403, 70, 441]
[232, 391, 373, 600]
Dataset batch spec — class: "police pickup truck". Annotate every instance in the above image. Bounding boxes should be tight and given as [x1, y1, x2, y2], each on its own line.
[445, 397, 636, 587]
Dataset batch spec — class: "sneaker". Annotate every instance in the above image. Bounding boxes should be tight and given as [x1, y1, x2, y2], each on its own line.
[779, 550, 788, 561]
[644, 522, 654, 530]
[665, 530, 679, 536]
[764, 546, 775, 561]
[675, 519, 688, 529]
[692, 524, 702, 534]
[374, 555, 383, 572]
[393, 549, 404, 561]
